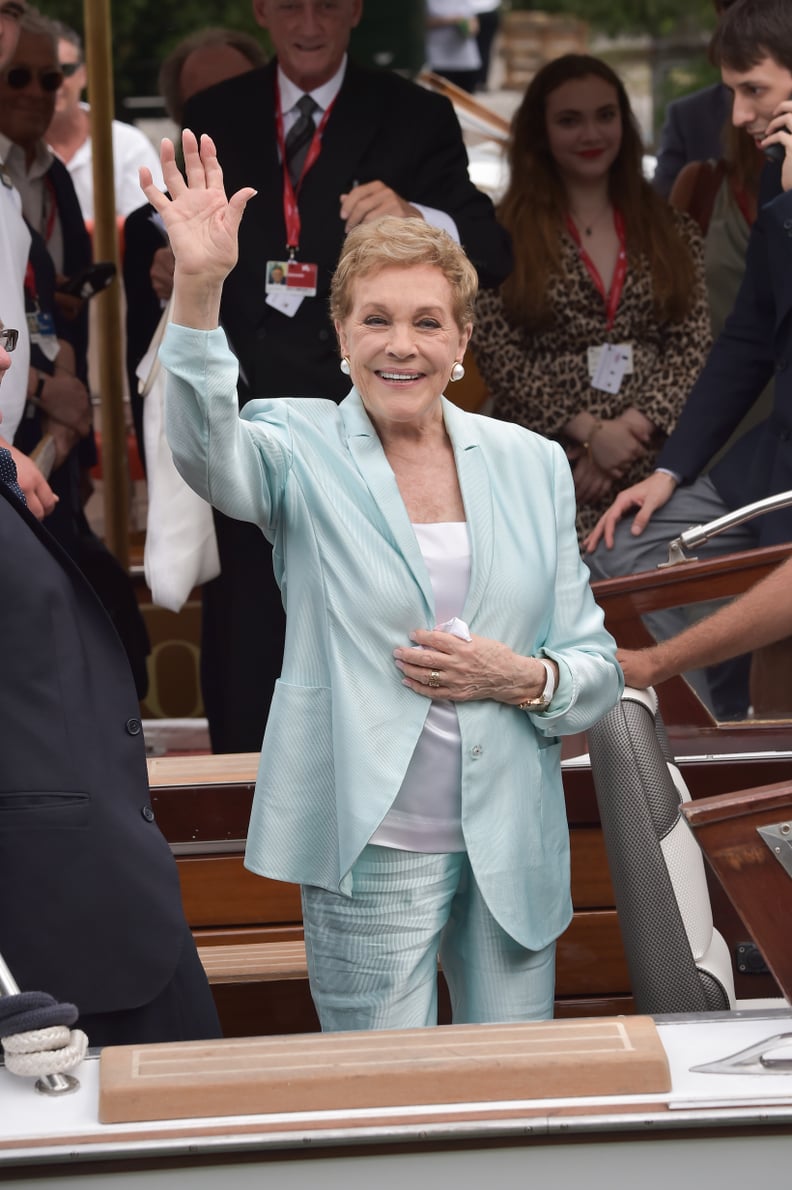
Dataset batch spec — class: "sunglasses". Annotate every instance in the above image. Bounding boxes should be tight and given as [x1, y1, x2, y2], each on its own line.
[59, 61, 81, 77]
[4, 66, 64, 92]
[0, 328, 19, 352]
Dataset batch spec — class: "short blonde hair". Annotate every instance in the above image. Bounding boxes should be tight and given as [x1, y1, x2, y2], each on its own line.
[330, 217, 478, 330]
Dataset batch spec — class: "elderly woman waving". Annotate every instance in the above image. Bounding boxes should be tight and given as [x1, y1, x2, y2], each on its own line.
[142, 131, 622, 1032]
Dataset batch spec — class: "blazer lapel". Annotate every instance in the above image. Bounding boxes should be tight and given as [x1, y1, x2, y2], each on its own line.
[340, 390, 435, 620]
[442, 399, 494, 629]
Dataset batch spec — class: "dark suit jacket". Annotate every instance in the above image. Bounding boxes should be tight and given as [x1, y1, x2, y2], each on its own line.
[657, 162, 792, 545]
[184, 59, 513, 403]
[0, 480, 187, 1013]
[47, 155, 92, 383]
[652, 83, 732, 199]
[122, 201, 167, 471]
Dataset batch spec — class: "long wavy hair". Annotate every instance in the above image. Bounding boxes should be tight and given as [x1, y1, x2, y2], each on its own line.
[498, 54, 698, 330]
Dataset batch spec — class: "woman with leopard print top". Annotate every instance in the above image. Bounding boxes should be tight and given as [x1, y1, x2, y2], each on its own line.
[474, 54, 711, 540]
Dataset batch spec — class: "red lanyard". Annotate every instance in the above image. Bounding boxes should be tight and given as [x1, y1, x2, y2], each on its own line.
[565, 209, 627, 332]
[24, 260, 38, 303]
[42, 173, 57, 243]
[275, 81, 336, 255]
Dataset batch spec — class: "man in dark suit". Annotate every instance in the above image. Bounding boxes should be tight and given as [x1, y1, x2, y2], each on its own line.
[586, 0, 792, 699]
[0, 10, 152, 698]
[652, 1, 735, 198]
[0, 334, 221, 1048]
[652, 82, 732, 199]
[178, 0, 513, 754]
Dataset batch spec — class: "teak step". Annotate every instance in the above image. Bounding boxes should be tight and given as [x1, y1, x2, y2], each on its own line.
[99, 1015, 671, 1123]
[198, 941, 308, 984]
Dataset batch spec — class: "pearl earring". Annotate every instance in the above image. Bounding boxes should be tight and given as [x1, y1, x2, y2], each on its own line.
[450, 361, 465, 383]
[339, 356, 351, 375]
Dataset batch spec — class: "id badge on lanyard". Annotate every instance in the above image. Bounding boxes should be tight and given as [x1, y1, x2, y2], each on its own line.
[24, 261, 59, 362]
[566, 210, 631, 394]
[267, 84, 335, 318]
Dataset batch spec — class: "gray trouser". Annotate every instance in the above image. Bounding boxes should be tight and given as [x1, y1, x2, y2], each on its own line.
[585, 476, 758, 714]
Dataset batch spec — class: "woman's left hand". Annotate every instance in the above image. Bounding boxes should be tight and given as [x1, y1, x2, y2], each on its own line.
[393, 629, 552, 704]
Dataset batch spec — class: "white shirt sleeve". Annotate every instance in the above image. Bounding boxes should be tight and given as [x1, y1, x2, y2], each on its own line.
[112, 121, 164, 219]
[411, 203, 460, 243]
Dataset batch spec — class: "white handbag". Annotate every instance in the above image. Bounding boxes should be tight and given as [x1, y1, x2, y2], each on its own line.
[140, 301, 220, 612]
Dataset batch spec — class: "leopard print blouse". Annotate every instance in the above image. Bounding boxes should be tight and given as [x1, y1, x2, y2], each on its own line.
[473, 211, 712, 540]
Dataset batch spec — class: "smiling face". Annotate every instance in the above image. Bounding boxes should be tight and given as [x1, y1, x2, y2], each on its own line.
[335, 264, 472, 436]
[544, 74, 622, 186]
[722, 54, 792, 145]
[0, 27, 59, 151]
[252, 0, 361, 91]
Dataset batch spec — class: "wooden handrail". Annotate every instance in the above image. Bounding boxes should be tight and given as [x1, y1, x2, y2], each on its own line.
[592, 542, 792, 729]
[417, 70, 511, 140]
[683, 780, 792, 1004]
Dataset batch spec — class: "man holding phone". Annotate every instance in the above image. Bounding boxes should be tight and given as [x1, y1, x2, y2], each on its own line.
[0, 8, 92, 450]
[587, 0, 792, 591]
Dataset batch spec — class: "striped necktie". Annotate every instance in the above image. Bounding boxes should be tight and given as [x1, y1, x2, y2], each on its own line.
[284, 94, 319, 186]
[0, 446, 26, 506]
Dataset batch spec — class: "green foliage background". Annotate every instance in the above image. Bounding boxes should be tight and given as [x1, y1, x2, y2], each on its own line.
[40, 0, 263, 100]
[506, 0, 718, 38]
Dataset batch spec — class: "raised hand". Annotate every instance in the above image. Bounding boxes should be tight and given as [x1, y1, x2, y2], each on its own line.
[139, 130, 256, 294]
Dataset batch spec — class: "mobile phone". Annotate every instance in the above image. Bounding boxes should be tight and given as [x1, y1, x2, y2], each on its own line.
[764, 141, 785, 163]
[763, 98, 792, 163]
[57, 261, 116, 299]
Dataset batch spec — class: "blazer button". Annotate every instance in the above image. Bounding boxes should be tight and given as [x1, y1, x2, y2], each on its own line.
[141, 806, 155, 822]
[125, 717, 142, 736]
[471, 744, 483, 757]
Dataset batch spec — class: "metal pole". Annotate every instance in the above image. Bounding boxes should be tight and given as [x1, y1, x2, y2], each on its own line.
[83, 0, 129, 569]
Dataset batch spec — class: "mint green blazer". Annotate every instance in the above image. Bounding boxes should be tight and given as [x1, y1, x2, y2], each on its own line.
[162, 326, 622, 950]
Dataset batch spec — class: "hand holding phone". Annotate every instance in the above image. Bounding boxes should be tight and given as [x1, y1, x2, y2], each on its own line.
[762, 94, 792, 164]
[764, 141, 785, 163]
[57, 261, 116, 300]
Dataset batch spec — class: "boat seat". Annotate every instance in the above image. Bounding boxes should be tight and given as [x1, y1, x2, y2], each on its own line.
[588, 687, 735, 1014]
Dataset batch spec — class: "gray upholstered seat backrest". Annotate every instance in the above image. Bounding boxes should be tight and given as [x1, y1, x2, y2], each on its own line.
[588, 688, 735, 1015]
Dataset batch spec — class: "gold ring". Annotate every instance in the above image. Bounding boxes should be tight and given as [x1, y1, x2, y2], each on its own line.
[427, 670, 442, 688]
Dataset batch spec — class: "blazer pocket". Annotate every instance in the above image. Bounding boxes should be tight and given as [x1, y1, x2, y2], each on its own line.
[0, 792, 90, 831]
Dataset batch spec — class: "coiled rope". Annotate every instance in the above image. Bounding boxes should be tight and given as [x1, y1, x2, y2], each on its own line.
[0, 991, 88, 1079]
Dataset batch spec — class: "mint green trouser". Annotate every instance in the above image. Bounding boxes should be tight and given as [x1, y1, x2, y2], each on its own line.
[301, 844, 556, 1032]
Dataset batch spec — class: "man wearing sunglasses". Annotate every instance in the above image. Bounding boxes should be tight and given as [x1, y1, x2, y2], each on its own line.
[0, 0, 56, 516]
[0, 8, 91, 514]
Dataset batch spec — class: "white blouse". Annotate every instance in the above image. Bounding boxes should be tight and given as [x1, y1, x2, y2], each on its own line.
[371, 522, 471, 852]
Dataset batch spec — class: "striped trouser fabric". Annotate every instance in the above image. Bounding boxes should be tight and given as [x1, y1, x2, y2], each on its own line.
[301, 844, 555, 1032]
